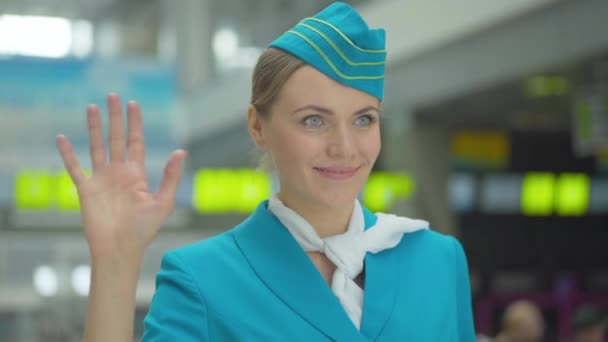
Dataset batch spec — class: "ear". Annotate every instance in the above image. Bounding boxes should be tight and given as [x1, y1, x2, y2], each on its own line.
[247, 105, 267, 150]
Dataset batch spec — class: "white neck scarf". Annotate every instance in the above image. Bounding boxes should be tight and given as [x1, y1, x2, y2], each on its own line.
[267, 194, 429, 329]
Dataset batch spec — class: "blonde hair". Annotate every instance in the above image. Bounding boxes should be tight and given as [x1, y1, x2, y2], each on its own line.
[251, 48, 306, 118]
[250, 48, 306, 171]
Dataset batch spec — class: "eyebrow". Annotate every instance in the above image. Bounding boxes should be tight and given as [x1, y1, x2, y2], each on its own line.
[292, 104, 381, 115]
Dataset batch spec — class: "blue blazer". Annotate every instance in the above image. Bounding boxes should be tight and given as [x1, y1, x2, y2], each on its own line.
[142, 201, 476, 341]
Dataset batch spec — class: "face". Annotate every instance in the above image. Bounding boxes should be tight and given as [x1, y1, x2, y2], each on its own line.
[249, 65, 381, 211]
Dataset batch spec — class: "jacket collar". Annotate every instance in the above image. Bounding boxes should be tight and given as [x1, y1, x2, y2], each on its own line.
[233, 201, 399, 341]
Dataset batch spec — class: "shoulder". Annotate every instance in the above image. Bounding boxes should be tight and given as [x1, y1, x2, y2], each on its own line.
[390, 228, 469, 276]
[399, 228, 464, 256]
[156, 227, 257, 306]
[161, 228, 242, 273]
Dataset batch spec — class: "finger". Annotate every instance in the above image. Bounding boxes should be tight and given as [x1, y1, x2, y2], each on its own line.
[155, 150, 187, 209]
[107, 93, 126, 162]
[56, 135, 86, 186]
[87, 104, 106, 171]
[127, 101, 145, 166]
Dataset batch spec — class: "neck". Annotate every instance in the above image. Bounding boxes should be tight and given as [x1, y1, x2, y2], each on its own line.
[276, 192, 354, 238]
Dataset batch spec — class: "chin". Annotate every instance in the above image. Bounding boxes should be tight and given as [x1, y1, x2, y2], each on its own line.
[310, 180, 366, 207]
[315, 188, 361, 209]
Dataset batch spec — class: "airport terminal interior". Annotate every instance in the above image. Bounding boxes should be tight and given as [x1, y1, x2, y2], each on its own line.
[0, 0, 607, 340]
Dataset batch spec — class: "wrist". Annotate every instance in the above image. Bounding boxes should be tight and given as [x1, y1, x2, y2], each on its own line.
[90, 248, 144, 272]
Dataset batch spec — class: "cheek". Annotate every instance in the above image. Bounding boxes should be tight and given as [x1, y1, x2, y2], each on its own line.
[363, 130, 381, 160]
[268, 128, 313, 165]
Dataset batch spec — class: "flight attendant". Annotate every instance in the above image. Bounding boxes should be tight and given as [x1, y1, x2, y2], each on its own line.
[56, 2, 476, 341]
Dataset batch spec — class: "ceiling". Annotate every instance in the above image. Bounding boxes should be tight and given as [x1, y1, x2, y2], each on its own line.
[0, 0, 138, 20]
[414, 49, 608, 131]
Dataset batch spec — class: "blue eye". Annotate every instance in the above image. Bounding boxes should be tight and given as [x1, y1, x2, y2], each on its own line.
[355, 115, 376, 126]
[303, 115, 324, 127]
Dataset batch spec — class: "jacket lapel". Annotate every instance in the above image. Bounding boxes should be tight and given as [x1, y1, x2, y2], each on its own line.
[360, 207, 400, 341]
[233, 201, 363, 341]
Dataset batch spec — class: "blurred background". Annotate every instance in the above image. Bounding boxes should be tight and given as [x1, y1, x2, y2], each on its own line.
[0, 0, 607, 341]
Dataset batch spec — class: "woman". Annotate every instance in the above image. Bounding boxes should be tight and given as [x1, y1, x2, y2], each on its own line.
[56, 2, 475, 341]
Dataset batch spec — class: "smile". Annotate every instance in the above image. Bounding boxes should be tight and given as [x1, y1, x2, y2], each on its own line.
[313, 166, 360, 180]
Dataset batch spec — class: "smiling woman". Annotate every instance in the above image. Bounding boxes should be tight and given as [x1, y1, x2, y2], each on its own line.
[248, 62, 382, 235]
[56, 2, 476, 341]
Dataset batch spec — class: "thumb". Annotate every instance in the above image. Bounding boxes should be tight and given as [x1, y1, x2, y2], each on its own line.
[155, 149, 187, 210]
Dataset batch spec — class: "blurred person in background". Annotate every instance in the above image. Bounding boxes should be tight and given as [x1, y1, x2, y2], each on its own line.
[494, 300, 545, 342]
[570, 305, 606, 342]
[55, 2, 475, 341]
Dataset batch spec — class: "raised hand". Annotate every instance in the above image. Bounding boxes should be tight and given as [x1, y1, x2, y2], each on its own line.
[56, 94, 186, 261]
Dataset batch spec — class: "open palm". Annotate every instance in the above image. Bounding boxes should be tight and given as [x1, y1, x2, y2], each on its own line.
[56, 94, 186, 259]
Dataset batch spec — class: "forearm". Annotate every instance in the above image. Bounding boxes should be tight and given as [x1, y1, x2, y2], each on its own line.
[83, 253, 143, 342]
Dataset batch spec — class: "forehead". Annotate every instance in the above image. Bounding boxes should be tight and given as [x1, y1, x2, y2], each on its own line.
[275, 65, 379, 111]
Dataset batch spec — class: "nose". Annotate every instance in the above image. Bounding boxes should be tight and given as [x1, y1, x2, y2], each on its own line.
[327, 124, 356, 159]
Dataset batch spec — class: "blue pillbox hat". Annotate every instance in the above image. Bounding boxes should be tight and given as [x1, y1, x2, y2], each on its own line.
[269, 2, 386, 101]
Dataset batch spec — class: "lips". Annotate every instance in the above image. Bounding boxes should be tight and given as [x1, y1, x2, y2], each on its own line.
[313, 166, 360, 180]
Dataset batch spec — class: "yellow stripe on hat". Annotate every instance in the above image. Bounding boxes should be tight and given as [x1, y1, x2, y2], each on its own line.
[287, 30, 385, 80]
[302, 17, 386, 54]
[297, 22, 386, 66]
